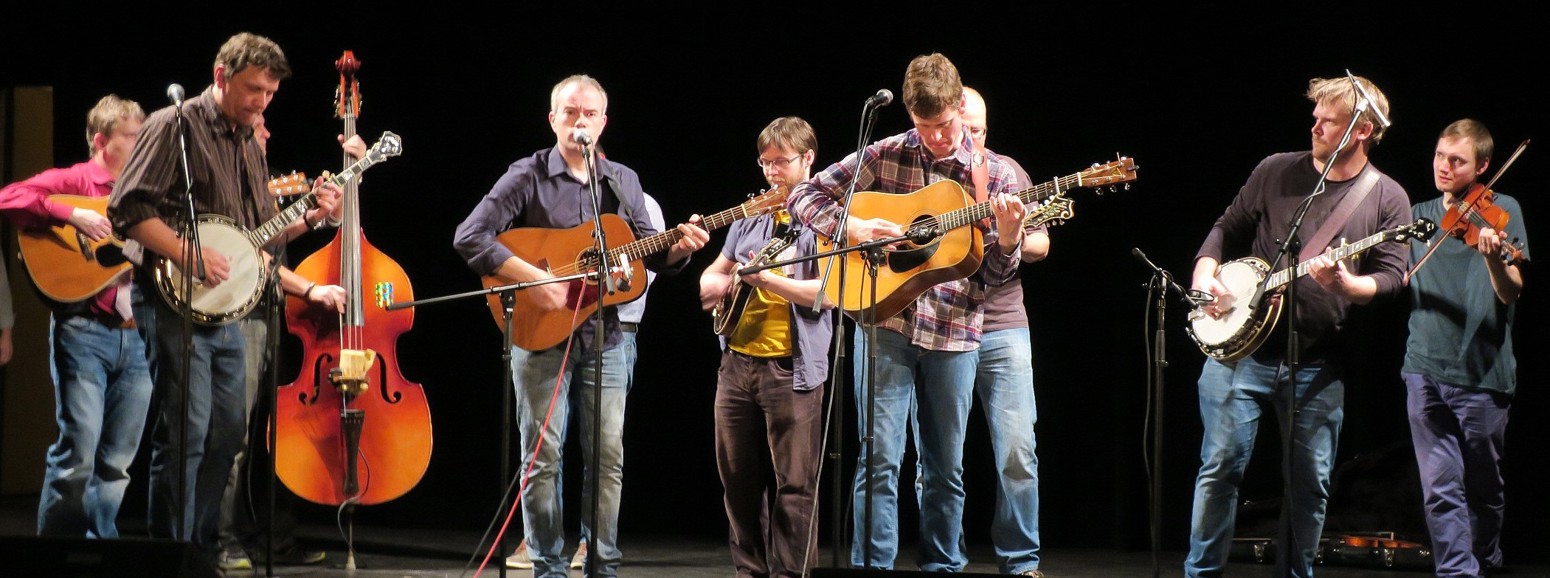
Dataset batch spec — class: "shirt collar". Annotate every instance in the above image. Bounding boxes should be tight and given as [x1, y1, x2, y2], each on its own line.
[192, 86, 254, 142]
[544, 146, 617, 188]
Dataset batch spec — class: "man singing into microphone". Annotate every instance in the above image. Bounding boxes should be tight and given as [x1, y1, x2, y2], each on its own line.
[1184, 75, 1412, 578]
[786, 53, 1027, 572]
[454, 74, 708, 578]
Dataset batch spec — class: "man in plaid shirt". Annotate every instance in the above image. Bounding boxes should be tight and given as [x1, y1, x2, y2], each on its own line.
[787, 53, 1027, 571]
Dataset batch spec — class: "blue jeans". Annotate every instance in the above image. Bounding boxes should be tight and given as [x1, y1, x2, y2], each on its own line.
[512, 338, 630, 578]
[38, 310, 153, 538]
[1185, 356, 1344, 578]
[575, 329, 637, 563]
[145, 294, 248, 554]
[1403, 372, 1509, 577]
[850, 328, 975, 570]
[972, 328, 1041, 574]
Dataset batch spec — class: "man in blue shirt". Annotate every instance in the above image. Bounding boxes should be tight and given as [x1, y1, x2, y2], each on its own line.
[454, 74, 708, 578]
[1403, 118, 1528, 578]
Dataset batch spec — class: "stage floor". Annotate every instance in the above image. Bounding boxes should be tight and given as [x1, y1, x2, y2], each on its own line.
[5, 495, 1543, 577]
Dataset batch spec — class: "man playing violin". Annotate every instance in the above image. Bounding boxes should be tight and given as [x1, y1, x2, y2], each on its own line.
[1403, 118, 1529, 578]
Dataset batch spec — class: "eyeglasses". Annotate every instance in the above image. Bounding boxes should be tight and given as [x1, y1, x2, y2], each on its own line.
[967, 126, 987, 140]
[757, 154, 802, 170]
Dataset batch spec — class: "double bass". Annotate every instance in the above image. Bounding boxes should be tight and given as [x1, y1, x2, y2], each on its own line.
[275, 51, 432, 506]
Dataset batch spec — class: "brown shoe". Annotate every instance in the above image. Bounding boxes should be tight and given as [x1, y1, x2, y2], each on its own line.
[504, 539, 533, 570]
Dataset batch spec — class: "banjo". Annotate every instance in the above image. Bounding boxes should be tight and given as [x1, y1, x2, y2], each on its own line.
[154, 131, 402, 325]
[1185, 217, 1436, 362]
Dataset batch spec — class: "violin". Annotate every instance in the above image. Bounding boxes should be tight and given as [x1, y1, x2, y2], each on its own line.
[1409, 139, 1530, 279]
[1441, 183, 1526, 265]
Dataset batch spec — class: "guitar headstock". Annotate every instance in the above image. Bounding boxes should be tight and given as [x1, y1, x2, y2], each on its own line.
[1386, 217, 1439, 244]
[1025, 194, 1075, 229]
[741, 186, 789, 218]
[335, 50, 361, 119]
[267, 171, 309, 197]
[1076, 156, 1138, 193]
[367, 132, 403, 161]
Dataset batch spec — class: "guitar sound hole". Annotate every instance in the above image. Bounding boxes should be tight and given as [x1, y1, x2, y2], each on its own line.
[888, 215, 940, 273]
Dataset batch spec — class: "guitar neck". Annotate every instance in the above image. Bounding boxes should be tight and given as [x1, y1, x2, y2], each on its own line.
[936, 171, 1090, 231]
[608, 202, 744, 262]
[1263, 231, 1388, 290]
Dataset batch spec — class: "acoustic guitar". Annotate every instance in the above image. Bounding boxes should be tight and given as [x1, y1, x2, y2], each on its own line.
[482, 187, 788, 351]
[16, 173, 309, 303]
[819, 157, 1136, 321]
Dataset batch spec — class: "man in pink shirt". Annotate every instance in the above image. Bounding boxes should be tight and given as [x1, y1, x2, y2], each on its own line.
[0, 94, 152, 538]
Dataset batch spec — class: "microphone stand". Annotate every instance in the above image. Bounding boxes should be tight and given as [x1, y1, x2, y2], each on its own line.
[579, 139, 614, 575]
[384, 271, 596, 578]
[169, 93, 206, 542]
[747, 230, 919, 570]
[1262, 93, 1367, 578]
[1129, 247, 1200, 578]
[260, 244, 283, 578]
[807, 96, 885, 568]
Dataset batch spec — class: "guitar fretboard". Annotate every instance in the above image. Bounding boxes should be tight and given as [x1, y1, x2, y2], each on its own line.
[1263, 232, 1388, 290]
[932, 172, 1092, 232]
[603, 198, 768, 264]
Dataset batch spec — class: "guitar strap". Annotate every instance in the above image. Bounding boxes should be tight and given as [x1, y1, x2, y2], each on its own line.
[970, 142, 990, 203]
[969, 139, 991, 230]
[1299, 168, 1379, 262]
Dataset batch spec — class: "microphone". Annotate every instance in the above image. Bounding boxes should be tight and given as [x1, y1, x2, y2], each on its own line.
[572, 128, 593, 145]
[865, 89, 894, 109]
[1345, 69, 1391, 128]
[907, 224, 941, 245]
[167, 83, 185, 107]
[1131, 247, 1213, 306]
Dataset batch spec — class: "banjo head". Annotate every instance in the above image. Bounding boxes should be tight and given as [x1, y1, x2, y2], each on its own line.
[1188, 257, 1270, 354]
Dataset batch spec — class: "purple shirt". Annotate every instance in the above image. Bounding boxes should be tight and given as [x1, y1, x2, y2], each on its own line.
[454, 147, 680, 351]
[981, 153, 1046, 333]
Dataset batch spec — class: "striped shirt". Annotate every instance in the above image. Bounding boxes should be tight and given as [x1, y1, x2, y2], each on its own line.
[787, 129, 1020, 352]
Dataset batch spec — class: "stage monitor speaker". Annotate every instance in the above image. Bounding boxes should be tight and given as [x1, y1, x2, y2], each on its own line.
[6, 535, 220, 578]
[811, 569, 1004, 577]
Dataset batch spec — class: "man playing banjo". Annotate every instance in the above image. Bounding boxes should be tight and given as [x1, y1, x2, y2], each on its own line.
[1181, 74, 1413, 578]
[107, 32, 346, 562]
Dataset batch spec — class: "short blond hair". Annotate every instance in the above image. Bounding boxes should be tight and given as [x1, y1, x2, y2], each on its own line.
[84, 94, 144, 154]
[1439, 118, 1493, 164]
[1307, 75, 1390, 145]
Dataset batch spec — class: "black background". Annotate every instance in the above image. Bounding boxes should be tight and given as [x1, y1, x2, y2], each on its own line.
[5, 4, 1546, 560]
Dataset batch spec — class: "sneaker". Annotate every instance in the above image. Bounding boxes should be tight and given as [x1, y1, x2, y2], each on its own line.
[251, 544, 326, 565]
[217, 546, 252, 571]
[1019, 570, 1045, 577]
[505, 539, 534, 570]
[570, 541, 587, 569]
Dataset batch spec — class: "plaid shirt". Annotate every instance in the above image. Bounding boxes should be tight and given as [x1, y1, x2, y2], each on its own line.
[788, 129, 1020, 352]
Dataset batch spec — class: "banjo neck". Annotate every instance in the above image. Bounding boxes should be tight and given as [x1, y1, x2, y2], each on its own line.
[1259, 230, 1390, 293]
